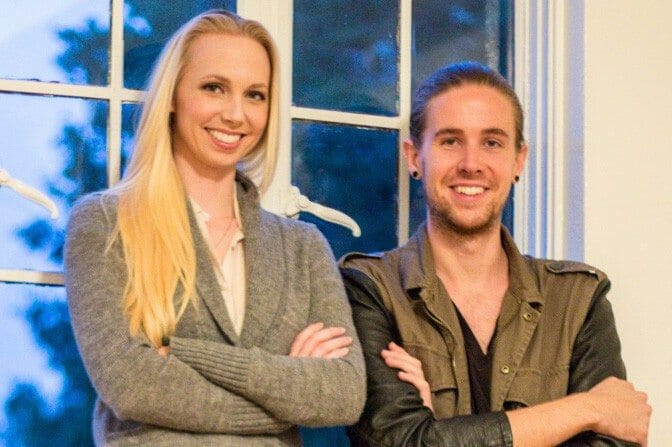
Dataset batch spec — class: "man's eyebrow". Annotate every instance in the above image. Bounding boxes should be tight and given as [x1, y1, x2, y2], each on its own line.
[482, 128, 510, 138]
[434, 128, 464, 138]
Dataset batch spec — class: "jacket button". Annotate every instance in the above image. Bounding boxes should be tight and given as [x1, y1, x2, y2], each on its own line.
[500, 365, 510, 374]
[523, 312, 533, 321]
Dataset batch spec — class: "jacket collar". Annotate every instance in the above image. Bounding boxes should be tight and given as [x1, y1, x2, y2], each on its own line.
[397, 224, 544, 307]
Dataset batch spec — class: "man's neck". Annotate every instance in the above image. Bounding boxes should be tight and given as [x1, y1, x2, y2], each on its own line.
[426, 220, 507, 284]
[426, 218, 509, 352]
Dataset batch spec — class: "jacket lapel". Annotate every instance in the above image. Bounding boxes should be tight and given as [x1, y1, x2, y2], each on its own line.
[402, 228, 471, 415]
[490, 227, 544, 410]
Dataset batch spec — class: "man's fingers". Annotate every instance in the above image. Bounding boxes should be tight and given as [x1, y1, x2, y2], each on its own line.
[398, 371, 428, 391]
[381, 349, 423, 374]
[388, 342, 407, 353]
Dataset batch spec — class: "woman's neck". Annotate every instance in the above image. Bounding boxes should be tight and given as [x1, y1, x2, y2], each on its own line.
[175, 160, 237, 220]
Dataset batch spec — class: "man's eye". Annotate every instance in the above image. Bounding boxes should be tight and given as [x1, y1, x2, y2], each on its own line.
[484, 139, 502, 148]
[441, 138, 458, 146]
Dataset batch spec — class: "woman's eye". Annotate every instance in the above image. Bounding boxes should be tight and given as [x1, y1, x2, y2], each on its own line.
[202, 83, 222, 93]
[247, 91, 267, 101]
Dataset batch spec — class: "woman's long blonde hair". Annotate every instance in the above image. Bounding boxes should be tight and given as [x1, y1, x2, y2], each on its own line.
[112, 10, 279, 347]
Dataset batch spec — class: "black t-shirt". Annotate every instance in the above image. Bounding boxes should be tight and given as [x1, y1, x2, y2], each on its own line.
[454, 306, 494, 414]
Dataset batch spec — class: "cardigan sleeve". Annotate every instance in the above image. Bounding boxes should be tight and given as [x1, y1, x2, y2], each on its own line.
[64, 194, 290, 434]
[169, 226, 366, 427]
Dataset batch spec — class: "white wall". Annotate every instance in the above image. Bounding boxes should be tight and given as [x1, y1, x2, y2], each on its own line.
[583, 1, 672, 444]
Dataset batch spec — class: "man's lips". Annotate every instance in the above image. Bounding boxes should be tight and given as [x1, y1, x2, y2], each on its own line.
[452, 185, 486, 196]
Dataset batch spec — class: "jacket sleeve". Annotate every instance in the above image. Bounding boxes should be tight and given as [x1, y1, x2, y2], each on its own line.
[561, 280, 639, 447]
[64, 194, 290, 435]
[341, 267, 513, 447]
[169, 227, 366, 427]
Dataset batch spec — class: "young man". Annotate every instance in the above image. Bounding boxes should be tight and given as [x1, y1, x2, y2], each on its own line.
[340, 62, 651, 446]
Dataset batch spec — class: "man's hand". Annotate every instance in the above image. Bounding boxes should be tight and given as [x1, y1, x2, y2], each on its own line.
[381, 342, 433, 411]
[289, 322, 352, 359]
[585, 376, 651, 445]
[509, 376, 651, 447]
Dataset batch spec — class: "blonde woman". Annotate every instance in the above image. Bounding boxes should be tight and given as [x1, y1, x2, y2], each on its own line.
[64, 10, 365, 446]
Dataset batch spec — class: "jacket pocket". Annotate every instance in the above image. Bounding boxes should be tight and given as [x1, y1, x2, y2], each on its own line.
[504, 368, 543, 408]
[405, 342, 458, 418]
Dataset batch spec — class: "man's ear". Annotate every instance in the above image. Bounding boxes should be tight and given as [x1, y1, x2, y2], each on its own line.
[403, 138, 422, 177]
[514, 143, 528, 179]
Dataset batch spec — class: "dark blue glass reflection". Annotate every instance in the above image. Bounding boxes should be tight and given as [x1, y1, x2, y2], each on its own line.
[292, 121, 398, 259]
[293, 0, 399, 116]
[120, 102, 142, 177]
[124, 1, 237, 89]
[0, 94, 108, 271]
[0, 284, 95, 446]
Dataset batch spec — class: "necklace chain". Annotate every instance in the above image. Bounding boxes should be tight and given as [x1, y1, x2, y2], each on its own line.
[210, 218, 238, 249]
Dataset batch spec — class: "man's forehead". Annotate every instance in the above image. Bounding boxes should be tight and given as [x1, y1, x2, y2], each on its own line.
[425, 85, 516, 133]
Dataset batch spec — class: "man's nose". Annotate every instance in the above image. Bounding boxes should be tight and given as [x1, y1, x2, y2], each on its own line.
[457, 145, 482, 173]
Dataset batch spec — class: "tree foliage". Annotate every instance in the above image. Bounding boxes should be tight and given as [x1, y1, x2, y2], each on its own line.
[3, 1, 508, 445]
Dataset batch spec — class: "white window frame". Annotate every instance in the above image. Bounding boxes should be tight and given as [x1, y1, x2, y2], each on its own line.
[0, 0, 575, 287]
[514, 0, 580, 260]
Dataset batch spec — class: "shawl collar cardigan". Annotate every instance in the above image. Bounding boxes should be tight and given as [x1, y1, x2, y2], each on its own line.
[65, 172, 365, 446]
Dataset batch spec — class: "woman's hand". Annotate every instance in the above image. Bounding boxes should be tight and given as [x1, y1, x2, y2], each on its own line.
[381, 342, 433, 411]
[289, 322, 352, 359]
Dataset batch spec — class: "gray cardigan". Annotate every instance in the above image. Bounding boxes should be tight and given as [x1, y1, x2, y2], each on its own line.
[64, 174, 366, 446]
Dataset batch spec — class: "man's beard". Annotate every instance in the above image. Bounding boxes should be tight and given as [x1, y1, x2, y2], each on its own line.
[425, 185, 502, 237]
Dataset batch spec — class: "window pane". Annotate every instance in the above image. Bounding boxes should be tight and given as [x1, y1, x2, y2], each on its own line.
[409, 179, 426, 236]
[0, 93, 108, 271]
[121, 102, 142, 176]
[292, 120, 398, 259]
[293, 0, 399, 116]
[0, 283, 94, 446]
[0, 1, 109, 85]
[412, 0, 511, 89]
[124, 1, 237, 90]
[408, 0, 513, 235]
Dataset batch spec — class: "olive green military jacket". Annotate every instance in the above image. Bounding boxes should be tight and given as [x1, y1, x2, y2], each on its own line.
[340, 225, 630, 447]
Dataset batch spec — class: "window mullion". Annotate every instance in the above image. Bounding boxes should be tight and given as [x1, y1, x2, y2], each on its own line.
[514, 0, 570, 259]
[107, 0, 126, 187]
[239, 0, 295, 214]
[0, 269, 64, 286]
[292, 106, 403, 130]
[398, 0, 413, 244]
